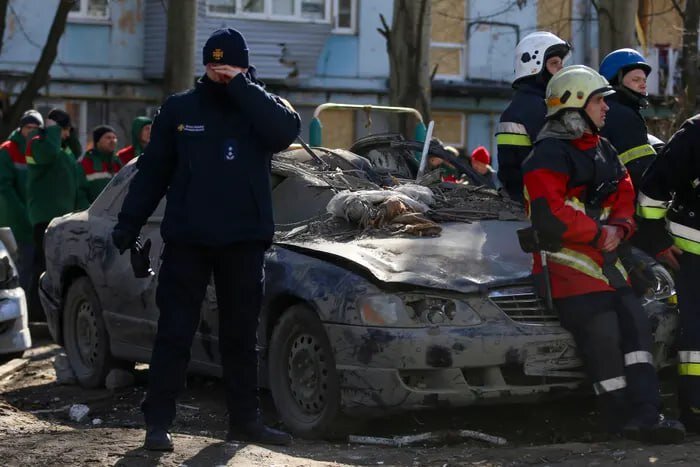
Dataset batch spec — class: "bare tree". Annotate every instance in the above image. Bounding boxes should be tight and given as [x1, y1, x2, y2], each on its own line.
[679, 0, 699, 121]
[163, 0, 197, 97]
[378, 0, 432, 135]
[595, 0, 638, 58]
[0, 0, 74, 139]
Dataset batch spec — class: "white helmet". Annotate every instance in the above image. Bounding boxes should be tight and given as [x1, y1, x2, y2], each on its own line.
[514, 31, 572, 83]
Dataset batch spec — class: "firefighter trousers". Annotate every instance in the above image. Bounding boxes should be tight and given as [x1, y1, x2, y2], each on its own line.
[556, 288, 660, 433]
[141, 241, 266, 429]
[676, 251, 700, 428]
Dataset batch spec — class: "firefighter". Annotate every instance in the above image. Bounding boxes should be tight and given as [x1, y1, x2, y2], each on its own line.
[637, 114, 700, 432]
[599, 49, 655, 193]
[522, 65, 685, 442]
[496, 31, 571, 202]
[111, 28, 300, 451]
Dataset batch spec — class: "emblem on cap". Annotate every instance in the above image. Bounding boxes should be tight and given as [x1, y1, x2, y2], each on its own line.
[177, 124, 184, 132]
[212, 48, 224, 61]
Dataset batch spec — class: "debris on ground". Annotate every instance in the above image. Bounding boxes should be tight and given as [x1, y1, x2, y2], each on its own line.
[91, 418, 103, 426]
[105, 368, 135, 390]
[52, 353, 76, 385]
[68, 404, 90, 422]
[348, 429, 507, 447]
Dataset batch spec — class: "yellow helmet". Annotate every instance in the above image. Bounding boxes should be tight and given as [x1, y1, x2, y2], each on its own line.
[545, 65, 614, 118]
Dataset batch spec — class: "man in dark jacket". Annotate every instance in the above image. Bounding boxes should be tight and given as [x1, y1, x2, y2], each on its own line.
[637, 114, 700, 432]
[496, 31, 571, 202]
[112, 28, 300, 451]
[599, 49, 655, 193]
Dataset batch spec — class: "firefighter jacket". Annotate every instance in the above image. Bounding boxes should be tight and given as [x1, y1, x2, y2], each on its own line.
[522, 116, 635, 298]
[116, 74, 300, 246]
[496, 78, 547, 202]
[0, 130, 32, 242]
[599, 90, 656, 193]
[637, 115, 700, 256]
[79, 148, 123, 202]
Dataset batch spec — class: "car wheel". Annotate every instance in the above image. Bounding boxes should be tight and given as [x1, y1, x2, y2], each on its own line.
[63, 277, 114, 388]
[269, 304, 347, 438]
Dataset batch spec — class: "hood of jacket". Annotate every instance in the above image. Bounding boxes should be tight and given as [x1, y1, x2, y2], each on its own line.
[131, 116, 152, 154]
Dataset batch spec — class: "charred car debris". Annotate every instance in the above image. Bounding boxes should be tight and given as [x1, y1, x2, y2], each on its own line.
[0, 227, 32, 361]
[37, 105, 679, 438]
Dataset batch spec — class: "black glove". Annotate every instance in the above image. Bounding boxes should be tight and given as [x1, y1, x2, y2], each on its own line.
[111, 227, 138, 254]
[65, 127, 82, 159]
[130, 238, 154, 278]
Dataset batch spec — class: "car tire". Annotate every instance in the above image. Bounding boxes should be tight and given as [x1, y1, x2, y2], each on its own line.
[269, 304, 350, 439]
[62, 277, 115, 388]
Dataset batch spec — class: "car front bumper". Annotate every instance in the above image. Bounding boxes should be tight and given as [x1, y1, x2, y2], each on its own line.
[0, 287, 32, 355]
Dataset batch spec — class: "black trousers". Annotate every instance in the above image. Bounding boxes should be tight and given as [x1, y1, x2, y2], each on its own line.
[556, 288, 660, 432]
[676, 251, 700, 426]
[142, 241, 266, 429]
[28, 222, 49, 321]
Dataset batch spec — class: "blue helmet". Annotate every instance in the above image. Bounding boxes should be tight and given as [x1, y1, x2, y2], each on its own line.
[599, 48, 651, 83]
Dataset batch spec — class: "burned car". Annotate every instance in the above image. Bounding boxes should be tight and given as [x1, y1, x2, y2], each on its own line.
[0, 227, 32, 361]
[39, 114, 678, 438]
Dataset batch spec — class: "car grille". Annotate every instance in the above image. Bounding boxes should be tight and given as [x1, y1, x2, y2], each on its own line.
[489, 287, 559, 325]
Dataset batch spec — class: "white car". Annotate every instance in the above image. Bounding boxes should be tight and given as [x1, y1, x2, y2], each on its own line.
[0, 228, 32, 360]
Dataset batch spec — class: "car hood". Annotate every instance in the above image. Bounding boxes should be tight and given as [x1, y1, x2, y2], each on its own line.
[278, 220, 533, 293]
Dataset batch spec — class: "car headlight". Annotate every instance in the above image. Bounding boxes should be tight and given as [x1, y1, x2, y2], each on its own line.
[357, 293, 482, 327]
[644, 263, 675, 303]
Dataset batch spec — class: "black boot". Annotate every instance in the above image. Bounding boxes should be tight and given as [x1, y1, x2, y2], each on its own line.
[227, 419, 292, 446]
[623, 415, 686, 444]
[144, 426, 174, 451]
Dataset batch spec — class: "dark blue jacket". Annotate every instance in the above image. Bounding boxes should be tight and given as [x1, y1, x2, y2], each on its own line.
[117, 74, 300, 246]
[496, 78, 547, 202]
[599, 90, 655, 195]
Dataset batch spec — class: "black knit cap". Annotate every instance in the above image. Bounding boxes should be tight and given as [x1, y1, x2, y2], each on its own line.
[19, 110, 43, 127]
[202, 28, 249, 68]
[93, 125, 117, 146]
[47, 108, 71, 129]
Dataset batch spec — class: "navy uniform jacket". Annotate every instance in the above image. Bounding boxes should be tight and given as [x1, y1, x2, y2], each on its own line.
[599, 91, 656, 195]
[496, 79, 547, 202]
[117, 74, 300, 246]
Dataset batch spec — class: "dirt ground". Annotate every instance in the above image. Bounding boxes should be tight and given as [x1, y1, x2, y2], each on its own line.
[2, 338, 700, 466]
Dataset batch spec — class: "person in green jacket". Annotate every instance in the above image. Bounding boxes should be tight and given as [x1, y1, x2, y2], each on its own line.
[0, 109, 43, 292]
[25, 108, 89, 319]
[117, 116, 152, 166]
[79, 125, 122, 202]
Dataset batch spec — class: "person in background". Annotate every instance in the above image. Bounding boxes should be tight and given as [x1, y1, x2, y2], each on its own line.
[0, 110, 43, 292]
[79, 125, 122, 202]
[469, 145, 498, 189]
[117, 116, 152, 166]
[25, 109, 89, 320]
[496, 31, 571, 202]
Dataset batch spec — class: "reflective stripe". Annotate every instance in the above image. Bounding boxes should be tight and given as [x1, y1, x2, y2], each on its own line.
[673, 236, 700, 255]
[614, 259, 629, 281]
[593, 376, 627, 395]
[548, 248, 609, 283]
[624, 351, 654, 366]
[637, 205, 668, 219]
[85, 172, 113, 181]
[25, 156, 36, 165]
[638, 193, 671, 209]
[618, 143, 656, 165]
[497, 122, 528, 135]
[669, 221, 700, 243]
[565, 197, 585, 213]
[600, 206, 611, 221]
[679, 363, 700, 376]
[496, 133, 532, 147]
[679, 351, 700, 363]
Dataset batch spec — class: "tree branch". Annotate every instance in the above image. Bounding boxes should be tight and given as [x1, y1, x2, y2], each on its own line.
[0, 0, 9, 55]
[670, 0, 685, 18]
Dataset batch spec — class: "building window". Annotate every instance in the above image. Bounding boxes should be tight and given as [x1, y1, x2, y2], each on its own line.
[69, 0, 110, 20]
[432, 111, 466, 148]
[206, 0, 331, 22]
[333, 0, 356, 34]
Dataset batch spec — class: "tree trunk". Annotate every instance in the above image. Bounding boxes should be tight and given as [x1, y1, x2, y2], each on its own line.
[597, 0, 638, 59]
[0, 0, 74, 139]
[379, 0, 431, 136]
[0, 0, 10, 55]
[680, 0, 699, 120]
[163, 0, 197, 97]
